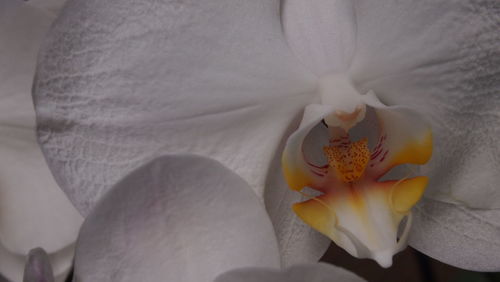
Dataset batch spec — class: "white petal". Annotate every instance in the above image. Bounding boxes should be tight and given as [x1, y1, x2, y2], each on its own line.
[214, 262, 366, 282]
[350, 0, 465, 81]
[352, 0, 500, 209]
[23, 248, 55, 282]
[282, 0, 357, 75]
[34, 0, 315, 217]
[410, 199, 500, 271]
[74, 155, 281, 282]
[0, 1, 82, 281]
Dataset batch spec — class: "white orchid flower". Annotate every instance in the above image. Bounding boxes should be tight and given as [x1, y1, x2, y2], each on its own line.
[24, 0, 500, 276]
[0, 1, 81, 281]
[21, 155, 367, 282]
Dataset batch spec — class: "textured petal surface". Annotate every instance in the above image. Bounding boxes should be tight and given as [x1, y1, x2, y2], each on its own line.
[23, 248, 55, 282]
[351, 0, 500, 209]
[33, 0, 315, 217]
[214, 263, 366, 282]
[282, 0, 357, 75]
[410, 199, 500, 271]
[0, 1, 82, 281]
[74, 155, 280, 282]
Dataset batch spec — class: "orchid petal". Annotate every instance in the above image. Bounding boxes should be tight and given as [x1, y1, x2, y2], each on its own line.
[73, 155, 280, 282]
[23, 248, 55, 282]
[409, 199, 500, 271]
[282, 0, 356, 76]
[214, 262, 366, 282]
[34, 0, 321, 264]
[0, 1, 82, 281]
[350, 0, 467, 80]
[33, 0, 314, 215]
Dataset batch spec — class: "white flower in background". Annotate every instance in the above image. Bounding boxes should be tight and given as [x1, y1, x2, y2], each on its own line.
[0, 1, 81, 281]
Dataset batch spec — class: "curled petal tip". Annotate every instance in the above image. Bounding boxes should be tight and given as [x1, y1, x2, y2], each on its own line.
[373, 250, 393, 268]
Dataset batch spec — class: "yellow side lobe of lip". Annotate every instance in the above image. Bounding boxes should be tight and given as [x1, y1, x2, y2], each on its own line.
[292, 197, 337, 240]
[282, 151, 312, 191]
[388, 176, 428, 213]
[391, 130, 433, 166]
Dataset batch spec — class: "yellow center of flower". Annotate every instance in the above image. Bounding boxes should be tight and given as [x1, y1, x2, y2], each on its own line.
[323, 138, 370, 183]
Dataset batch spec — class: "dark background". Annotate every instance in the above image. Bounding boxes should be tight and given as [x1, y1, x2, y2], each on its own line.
[321, 243, 500, 282]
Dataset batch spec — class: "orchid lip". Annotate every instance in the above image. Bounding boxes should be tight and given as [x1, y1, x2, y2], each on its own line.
[282, 74, 432, 267]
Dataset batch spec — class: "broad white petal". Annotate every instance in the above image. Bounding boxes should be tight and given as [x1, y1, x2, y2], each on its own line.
[0, 1, 82, 281]
[352, 0, 500, 209]
[282, 0, 356, 75]
[34, 0, 315, 217]
[410, 199, 500, 271]
[74, 155, 280, 282]
[214, 263, 366, 282]
[23, 248, 55, 282]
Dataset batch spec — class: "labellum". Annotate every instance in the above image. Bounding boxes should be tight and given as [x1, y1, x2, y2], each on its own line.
[282, 74, 432, 267]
